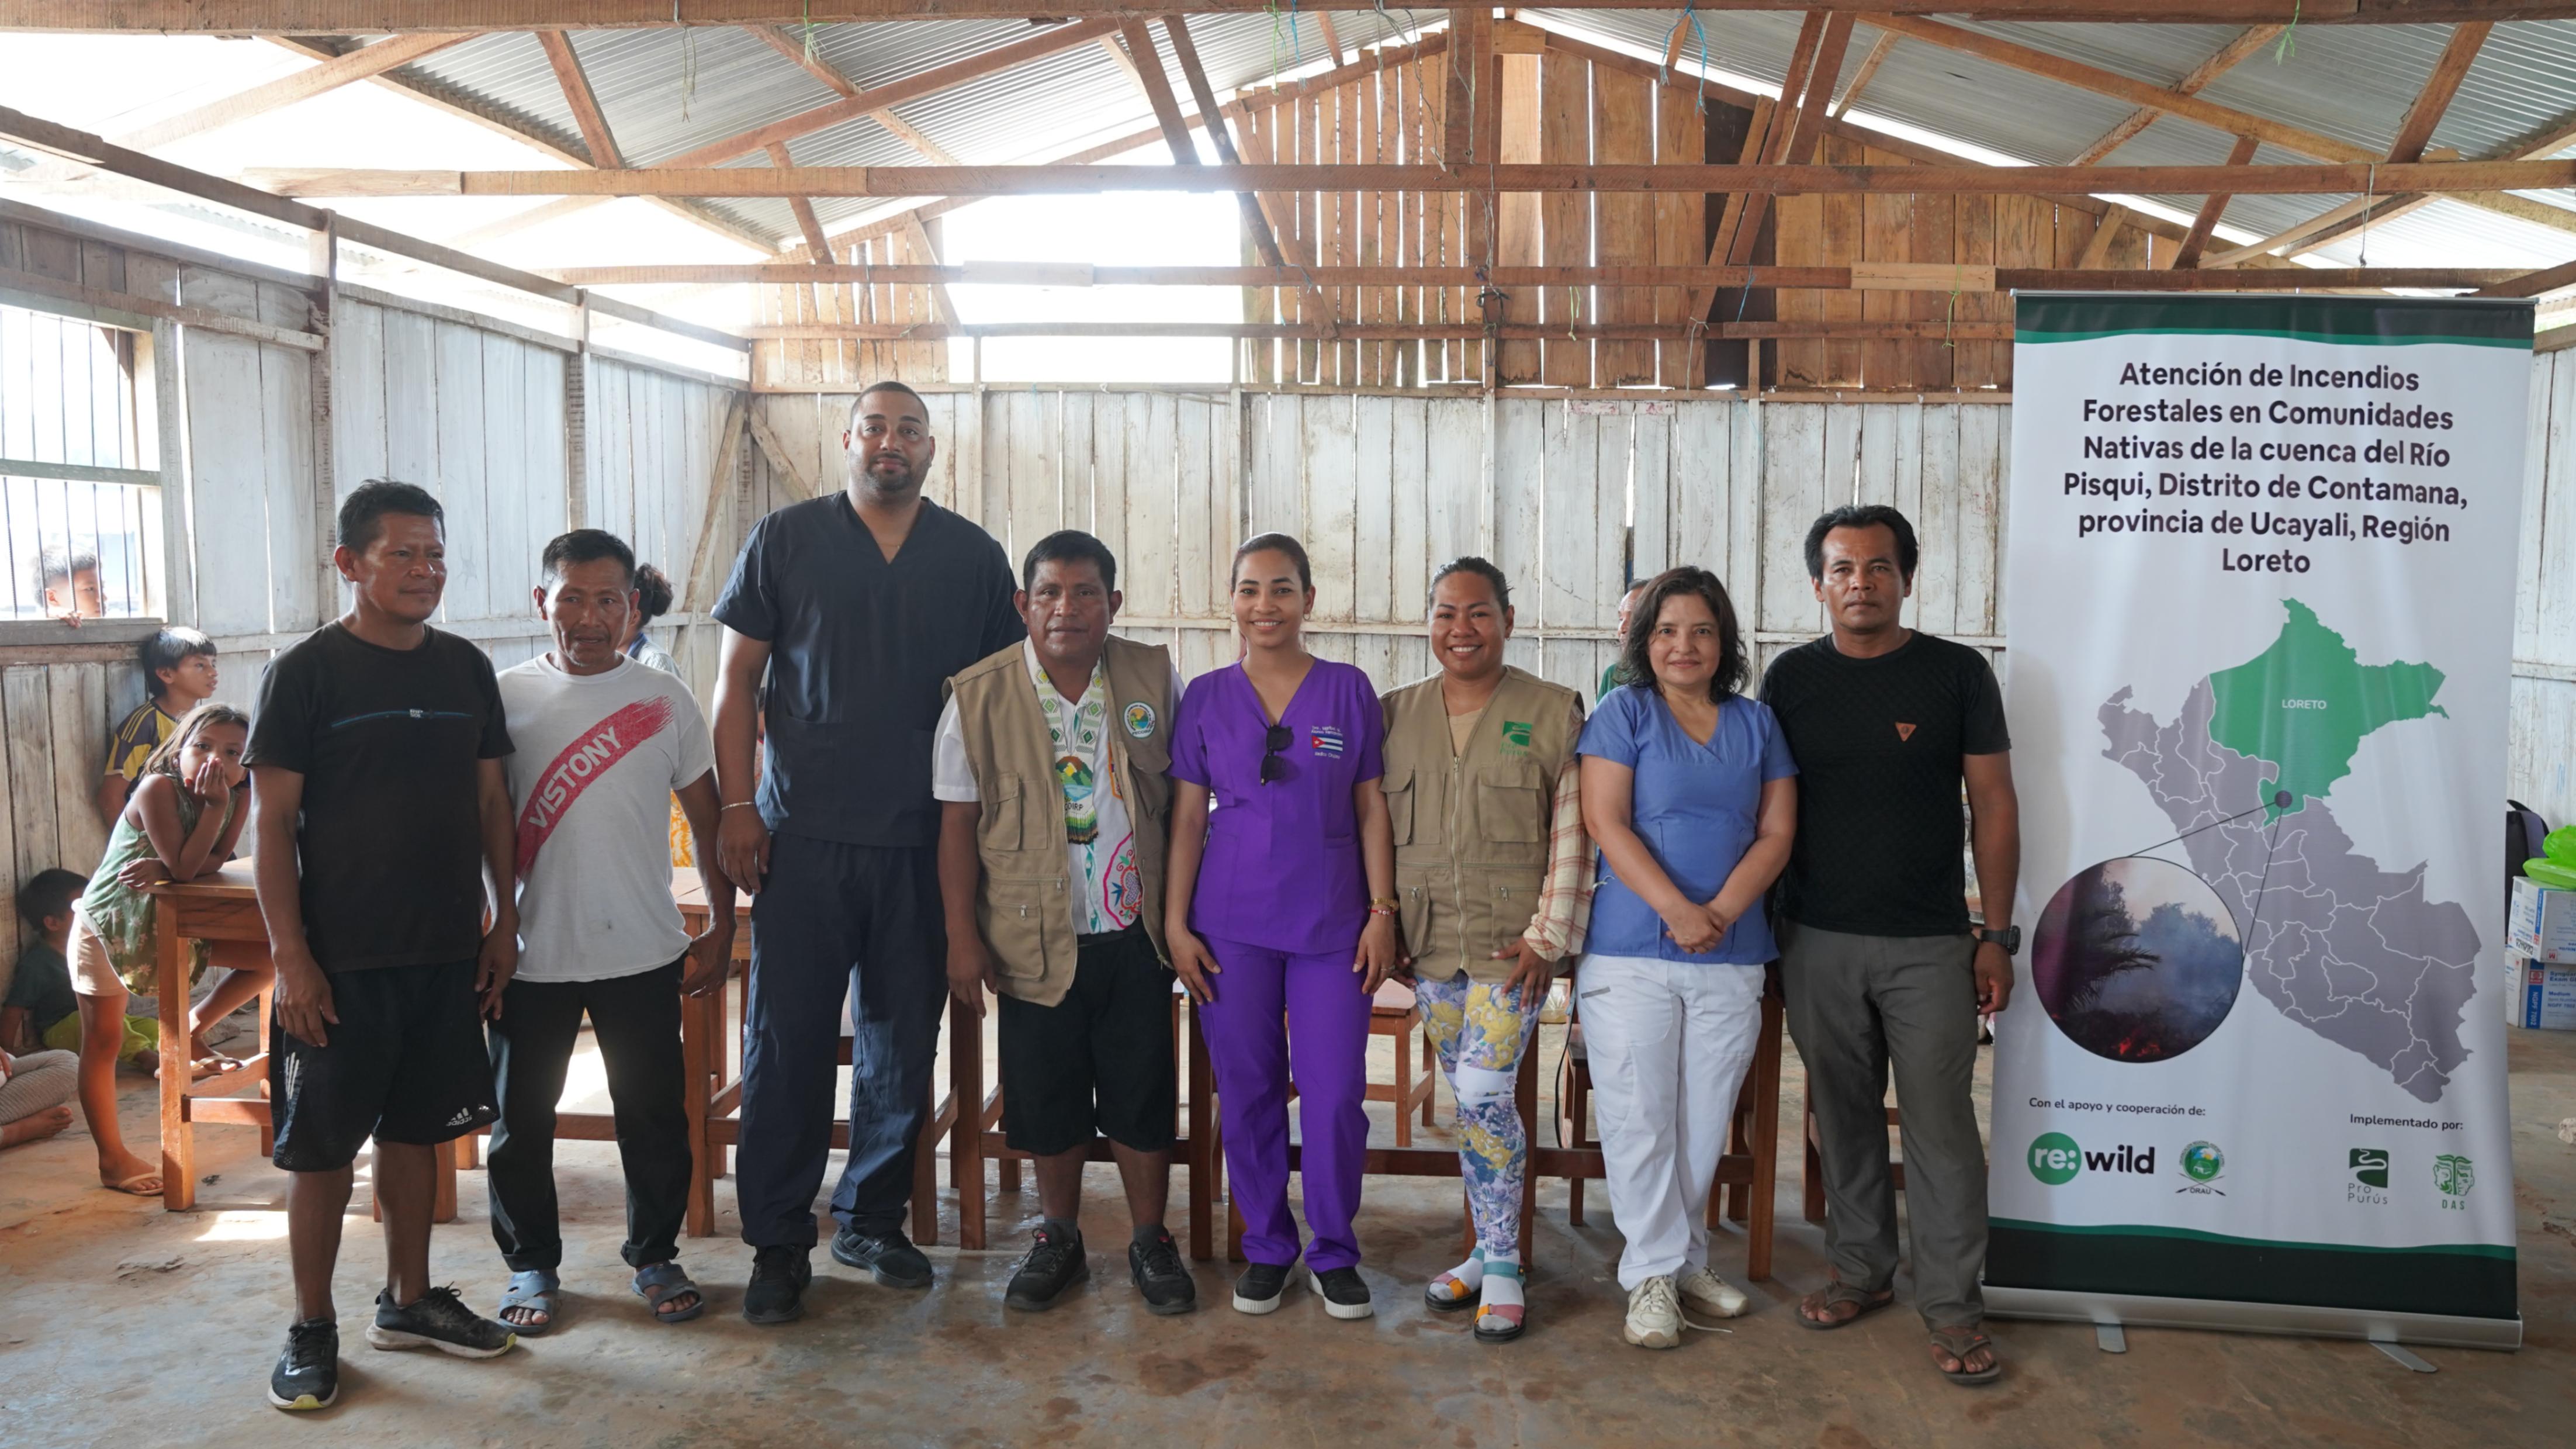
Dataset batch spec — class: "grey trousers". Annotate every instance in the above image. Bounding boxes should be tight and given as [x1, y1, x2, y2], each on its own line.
[1779, 921, 1988, 1329]
[0, 1047, 78, 1127]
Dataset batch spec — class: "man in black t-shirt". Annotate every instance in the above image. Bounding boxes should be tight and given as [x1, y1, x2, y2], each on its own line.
[1760, 504, 2020, 1388]
[247, 481, 522, 1412]
[710, 381, 1024, 1324]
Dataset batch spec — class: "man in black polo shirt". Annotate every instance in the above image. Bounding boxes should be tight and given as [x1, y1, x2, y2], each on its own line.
[1760, 503, 2020, 1388]
[711, 381, 1024, 1323]
[250, 480, 522, 1411]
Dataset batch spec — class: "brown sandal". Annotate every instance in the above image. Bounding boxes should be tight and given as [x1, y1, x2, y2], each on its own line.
[1930, 1325, 2002, 1385]
[1796, 1277, 1896, 1330]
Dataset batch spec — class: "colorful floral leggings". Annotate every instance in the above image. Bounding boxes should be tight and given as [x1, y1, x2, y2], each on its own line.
[1414, 971, 1543, 1258]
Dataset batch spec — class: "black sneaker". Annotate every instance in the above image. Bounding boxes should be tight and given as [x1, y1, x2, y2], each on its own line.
[267, 1318, 339, 1411]
[1232, 1261, 1290, 1316]
[743, 1244, 812, 1325]
[365, 1285, 518, 1358]
[831, 1226, 934, 1289]
[1128, 1229, 1197, 1316]
[1003, 1226, 1090, 1312]
[1311, 1266, 1375, 1320]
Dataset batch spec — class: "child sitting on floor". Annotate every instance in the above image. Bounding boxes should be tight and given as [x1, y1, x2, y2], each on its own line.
[4, 869, 154, 1068]
[69, 701, 275, 1196]
[0, 1045, 78, 1150]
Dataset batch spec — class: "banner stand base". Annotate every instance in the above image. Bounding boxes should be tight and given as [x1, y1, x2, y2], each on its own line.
[1985, 1287, 2522, 1352]
[2371, 1341, 2440, 1373]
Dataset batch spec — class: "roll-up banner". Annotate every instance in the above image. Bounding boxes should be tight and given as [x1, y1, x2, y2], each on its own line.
[1990, 294, 2533, 1350]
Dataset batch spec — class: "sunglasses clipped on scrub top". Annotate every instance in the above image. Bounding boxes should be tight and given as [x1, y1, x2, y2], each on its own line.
[1261, 724, 1292, 784]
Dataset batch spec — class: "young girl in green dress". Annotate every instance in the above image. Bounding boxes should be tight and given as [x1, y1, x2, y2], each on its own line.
[68, 702, 274, 1195]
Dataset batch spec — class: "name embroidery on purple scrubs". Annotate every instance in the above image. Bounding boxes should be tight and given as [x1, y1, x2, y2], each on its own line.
[1309, 724, 1345, 758]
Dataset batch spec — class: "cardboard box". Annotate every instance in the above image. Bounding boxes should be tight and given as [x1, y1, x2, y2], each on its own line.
[2509, 876, 2576, 966]
[2521, 957, 2576, 1031]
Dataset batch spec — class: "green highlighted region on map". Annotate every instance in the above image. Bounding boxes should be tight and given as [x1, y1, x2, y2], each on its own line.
[2206, 599, 2446, 818]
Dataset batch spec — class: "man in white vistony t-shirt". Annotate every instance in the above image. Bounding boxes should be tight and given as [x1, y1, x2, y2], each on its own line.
[484, 529, 735, 1336]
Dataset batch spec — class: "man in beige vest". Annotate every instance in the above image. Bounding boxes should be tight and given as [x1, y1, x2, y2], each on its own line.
[932, 530, 1193, 1316]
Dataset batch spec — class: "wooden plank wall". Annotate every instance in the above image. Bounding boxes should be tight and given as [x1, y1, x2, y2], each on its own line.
[1228, 52, 1716, 391]
[333, 296, 576, 677]
[0, 205, 737, 995]
[2513, 346, 2576, 830]
[753, 226, 949, 392]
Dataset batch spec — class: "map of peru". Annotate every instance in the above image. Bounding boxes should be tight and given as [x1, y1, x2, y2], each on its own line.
[2098, 601, 2480, 1102]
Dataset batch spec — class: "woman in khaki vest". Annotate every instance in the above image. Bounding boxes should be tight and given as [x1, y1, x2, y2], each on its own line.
[1380, 558, 1591, 1342]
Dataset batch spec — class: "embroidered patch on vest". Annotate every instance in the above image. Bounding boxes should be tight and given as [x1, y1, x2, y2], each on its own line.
[1499, 720, 1533, 756]
[1309, 724, 1345, 758]
[1122, 701, 1156, 738]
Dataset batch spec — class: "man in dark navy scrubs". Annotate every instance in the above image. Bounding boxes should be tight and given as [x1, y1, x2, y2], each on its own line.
[710, 381, 1023, 1324]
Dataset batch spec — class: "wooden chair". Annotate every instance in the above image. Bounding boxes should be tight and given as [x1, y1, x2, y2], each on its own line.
[1365, 979, 1438, 1148]
[1554, 962, 1784, 1282]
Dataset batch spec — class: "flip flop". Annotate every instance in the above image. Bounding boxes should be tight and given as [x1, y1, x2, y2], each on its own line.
[633, 1262, 705, 1324]
[1796, 1277, 1896, 1330]
[1930, 1326, 2002, 1386]
[497, 1270, 560, 1336]
[103, 1171, 162, 1197]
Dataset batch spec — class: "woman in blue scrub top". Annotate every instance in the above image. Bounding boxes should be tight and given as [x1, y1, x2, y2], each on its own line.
[1574, 565, 1796, 1351]
[1165, 532, 1401, 1323]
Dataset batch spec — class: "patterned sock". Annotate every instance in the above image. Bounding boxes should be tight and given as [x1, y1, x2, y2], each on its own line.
[1478, 1253, 1525, 1316]
[1431, 1246, 1486, 1304]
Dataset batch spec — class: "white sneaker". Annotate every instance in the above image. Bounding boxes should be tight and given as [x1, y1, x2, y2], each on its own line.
[1678, 1265, 1749, 1319]
[1623, 1276, 1682, 1350]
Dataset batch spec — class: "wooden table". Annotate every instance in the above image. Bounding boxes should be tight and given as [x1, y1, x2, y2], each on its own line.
[149, 861, 473, 1219]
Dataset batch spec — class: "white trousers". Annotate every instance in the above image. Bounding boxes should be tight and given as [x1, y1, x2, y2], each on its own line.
[1578, 954, 1764, 1289]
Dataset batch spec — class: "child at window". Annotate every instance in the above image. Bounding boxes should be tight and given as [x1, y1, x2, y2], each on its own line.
[69, 701, 274, 1196]
[97, 626, 220, 825]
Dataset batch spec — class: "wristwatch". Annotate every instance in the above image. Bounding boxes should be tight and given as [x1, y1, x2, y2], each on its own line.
[1976, 925, 2021, 956]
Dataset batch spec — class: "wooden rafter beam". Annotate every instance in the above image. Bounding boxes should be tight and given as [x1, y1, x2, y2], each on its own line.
[0, 101, 750, 351]
[261, 34, 780, 257]
[1872, 13, 2573, 245]
[112, 30, 476, 151]
[2074, 204, 2132, 268]
[1829, 28, 1897, 120]
[2383, 21, 2490, 164]
[247, 160, 2576, 202]
[536, 30, 622, 168]
[2068, 24, 2280, 165]
[2473, 257, 2576, 300]
[14, 4, 2570, 34]
[750, 320, 2025, 341]
[741, 24, 960, 164]
[1314, 13, 1348, 68]
[548, 262, 2526, 291]
[2171, 133, 2260, 268]
[766, 142, 834, 261]
[898, 212, 960, 324]
[1160, 15, 1327, 314]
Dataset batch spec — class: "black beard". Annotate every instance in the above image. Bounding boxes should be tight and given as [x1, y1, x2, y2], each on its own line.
[856, 458, 923, 499]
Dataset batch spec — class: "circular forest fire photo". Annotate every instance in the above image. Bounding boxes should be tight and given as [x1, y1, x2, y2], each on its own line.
[2033, 857, 2246, 1063]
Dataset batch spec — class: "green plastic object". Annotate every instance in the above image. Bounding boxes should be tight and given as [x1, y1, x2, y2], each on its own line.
[2528, 857, 2576, 891]
[2544, 824, 2576, 863]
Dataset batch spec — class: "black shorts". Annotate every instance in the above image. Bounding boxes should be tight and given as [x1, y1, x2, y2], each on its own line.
[996, 928, 1178, 1157]
[269, 959, 497, 1173]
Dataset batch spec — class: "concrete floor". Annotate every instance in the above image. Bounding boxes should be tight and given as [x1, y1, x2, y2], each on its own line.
[2, 1016, 2572, 1448]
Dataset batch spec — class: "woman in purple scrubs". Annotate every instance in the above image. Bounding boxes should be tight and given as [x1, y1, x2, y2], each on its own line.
[1166, 533, 1400, 1322]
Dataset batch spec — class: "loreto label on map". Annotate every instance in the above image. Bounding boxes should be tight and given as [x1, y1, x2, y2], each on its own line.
[1990, 293, 2531, 1329]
